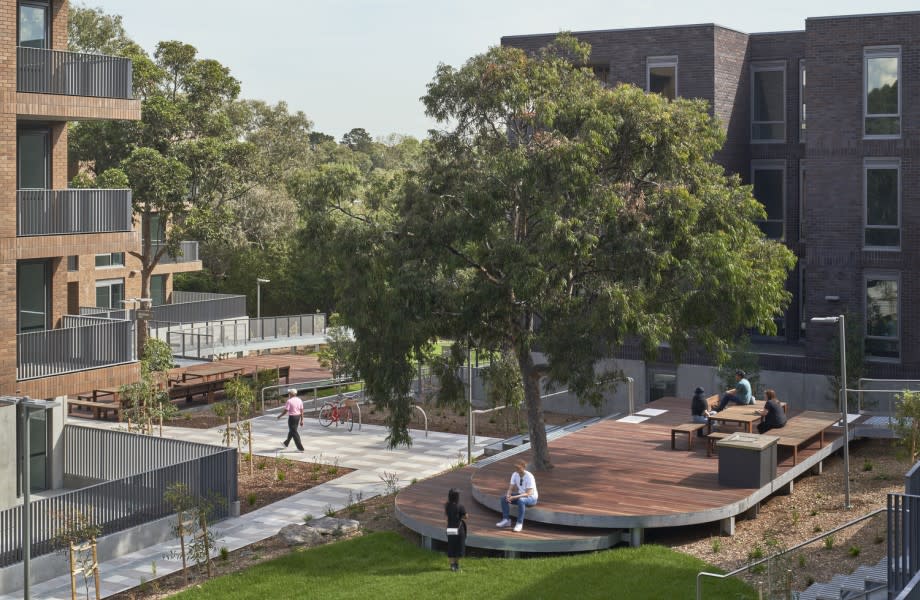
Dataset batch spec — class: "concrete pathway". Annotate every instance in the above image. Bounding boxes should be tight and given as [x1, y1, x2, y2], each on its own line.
[2, 410, 499, 599]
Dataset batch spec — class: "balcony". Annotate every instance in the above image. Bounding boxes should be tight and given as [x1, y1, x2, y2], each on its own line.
[17, 47, 133, 99]
[17, 189, 133, 236]
[154, 241, 199, 264]
[17, 316, 135, 381]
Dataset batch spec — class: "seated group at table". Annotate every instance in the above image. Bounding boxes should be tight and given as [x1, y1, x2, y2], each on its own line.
[691, 373, 787, 436]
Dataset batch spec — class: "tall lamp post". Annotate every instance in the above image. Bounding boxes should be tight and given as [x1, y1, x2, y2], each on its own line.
[256, 278, 270, 320]
[811, 315, 851, 510]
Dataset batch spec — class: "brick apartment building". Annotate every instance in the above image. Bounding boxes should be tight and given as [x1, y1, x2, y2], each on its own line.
[503, 12, 920, 404]
[0, 0, 201, 504]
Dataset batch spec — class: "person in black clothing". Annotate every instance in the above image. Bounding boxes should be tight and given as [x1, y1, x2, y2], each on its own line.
[445, 488, 467, 572]
[757, 389, 787, 434]
[691, 386, 716, 436]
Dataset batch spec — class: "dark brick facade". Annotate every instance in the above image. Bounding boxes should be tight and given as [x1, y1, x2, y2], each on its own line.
[503, 12, 920, 380]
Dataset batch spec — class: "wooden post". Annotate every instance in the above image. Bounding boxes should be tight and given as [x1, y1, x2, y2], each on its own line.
[69, 542, 77, 600]
[200, 512, 212, 578]
[178, 509, 188, 584]
[91, 540, 101, 600]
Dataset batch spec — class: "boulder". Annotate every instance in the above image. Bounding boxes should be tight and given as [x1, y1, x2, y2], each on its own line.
[279, 517, 361, 547]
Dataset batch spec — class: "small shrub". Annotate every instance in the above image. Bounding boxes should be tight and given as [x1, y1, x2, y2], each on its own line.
[410, 478, 418, 485]
[711, 537, 722, 553]
[748, 545, 764, 561]
[257, 460, 266, 471]
[848, 545, 861, 557]
[824, 535, 835, 550]
[324, 504, 336, 517]
[805, 576, 815, 586]
[219, 547, 229, 561]
[791, 509, 800, 525]
[277, 471, 286, 482]
[326, 457, 340, 476]
[246, 493, 257, 506]
[797, 554, 806, 568]
[303, 514, 314, 524]
[862, 459, 873, 472]
[875, 472, 891, 481]
[810, 509, 818, 516]
[813, 525, 822, 533]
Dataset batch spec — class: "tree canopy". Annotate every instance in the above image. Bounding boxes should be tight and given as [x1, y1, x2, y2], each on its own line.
[305, 35, 796, 468]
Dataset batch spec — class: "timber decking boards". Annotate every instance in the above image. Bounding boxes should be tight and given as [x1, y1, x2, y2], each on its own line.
[397, 396, 854, 544]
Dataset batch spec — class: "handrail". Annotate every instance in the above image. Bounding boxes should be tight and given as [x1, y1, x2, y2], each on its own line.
[471, 404, 507, 442]
[696, 507, 887, 600]
[412, 404, 428, 438]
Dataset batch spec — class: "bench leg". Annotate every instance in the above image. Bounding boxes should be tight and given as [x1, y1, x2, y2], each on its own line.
[629, 527, 644, 547]
[687, 432, 693, 450]
[671, 431, 676, 450]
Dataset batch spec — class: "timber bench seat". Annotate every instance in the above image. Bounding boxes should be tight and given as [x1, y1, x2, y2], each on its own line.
[671, 423, 707, 450]
[706, 431, 731, 457]
[68, 398, 121, 420]
[773, 411, 840, 465]
[169, 379, 224, 404]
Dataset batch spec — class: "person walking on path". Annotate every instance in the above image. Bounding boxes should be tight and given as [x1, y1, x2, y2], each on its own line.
[496, 459, 538, 532]
[277, 388, 305, 451]
[717, 370, 754, 411]
[445, 488, 467, 571]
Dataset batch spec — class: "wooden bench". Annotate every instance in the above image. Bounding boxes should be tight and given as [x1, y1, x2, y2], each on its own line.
[706, 432, 731, 457]
[68, 398, 121, 420]
[168, 379, 224, 404]
[773, 411, 840, 465]
[671, 423, 707, 450]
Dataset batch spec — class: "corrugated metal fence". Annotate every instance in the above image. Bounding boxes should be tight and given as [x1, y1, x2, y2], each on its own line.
[17, 189, 133, 236]
[0, 426, 236, 568]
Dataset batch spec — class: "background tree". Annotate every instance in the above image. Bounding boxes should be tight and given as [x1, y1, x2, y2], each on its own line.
[304, 36, 796, 469]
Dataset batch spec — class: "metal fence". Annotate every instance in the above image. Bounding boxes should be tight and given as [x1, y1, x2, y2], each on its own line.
[78, 307, 129, 320]
[888, 492, 920, 597]
[151, 292, 246, 325]
[906, 457, 920, 496]
[17, 189, 133, 236]
[0, 426, 235, 568]
[154, 241, 199, 264]
[156, 314, 326, 358]
[17, 318, 135, 380]
[17, 46, 133, 99]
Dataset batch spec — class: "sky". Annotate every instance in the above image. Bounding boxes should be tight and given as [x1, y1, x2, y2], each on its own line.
[89, 0, 920, 141]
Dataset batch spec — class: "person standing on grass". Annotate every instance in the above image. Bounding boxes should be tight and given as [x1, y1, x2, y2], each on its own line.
[445, 488, 467, 572]
[277, 389, 305, 451]
[496, 459, 538, 532]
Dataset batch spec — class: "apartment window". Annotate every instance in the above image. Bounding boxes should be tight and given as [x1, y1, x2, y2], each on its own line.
[95, 278, 125, 309]
[17, 128, 49, 189]
[16, 404, 50, 496]
[647, 56, 677, 100]
[798, 267, 806, 338]
[751, 63, 785, 142]
[148, 214, 166, 244]
[591, 64, 610, 87]
[151, 274, 167, 306]
[752, 161, 785, 239]
[799, 59, 806, 143]
[799, 162, 807, 241]
[865, 276, 899, 360]
[864, 47, 900, 137]
[17, 259, 49, 333]
[67, 255, 78, 271]
[864, 159, 899, 249]
[18, 1, 49, 49]
[95, 252, 125, 268]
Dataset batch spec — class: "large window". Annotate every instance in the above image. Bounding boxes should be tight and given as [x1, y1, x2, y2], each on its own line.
[864, 47, 900, 137]
[95, 252, 125, 268]
[17, 259, 49, 333]
[16, 405, 50, 496]
[864, 159, 899, 249]
[18, 1, 49, 49]
[95, 278, 125, 309]
[151, 274, 167, 306]
[647, 56, 677, 100]
[591, 64, 610, 87]
[799, 161, 807, 241]
[799, 59, 806, 143]
[865, 276, 899, 360]
[647, 368, 676, 403]
[751, 161, 785, 239]
[752, 63, 785, 142]
[18, 128, 49, 189]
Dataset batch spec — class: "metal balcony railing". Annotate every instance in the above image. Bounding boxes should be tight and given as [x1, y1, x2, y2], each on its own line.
[153, 241, 199, 264]
[17, 189, 132, 236]
[17, 46, 133, 99]
[151, 291, 245, 324]
[16, 316, 135, 380]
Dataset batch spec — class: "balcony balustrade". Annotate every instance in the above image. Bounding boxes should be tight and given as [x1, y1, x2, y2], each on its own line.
[17, 46, 133, 99]
[17, 189, 133, 236]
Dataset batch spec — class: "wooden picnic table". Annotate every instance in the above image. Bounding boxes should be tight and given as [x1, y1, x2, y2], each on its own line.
[181, 365, 245, 383]
[709, 400, 788, 434]
[76, 388, 119, 403]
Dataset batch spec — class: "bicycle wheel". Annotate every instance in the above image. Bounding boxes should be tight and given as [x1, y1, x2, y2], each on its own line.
[342, 406, 354, 432]
[318, 403, 334, 427]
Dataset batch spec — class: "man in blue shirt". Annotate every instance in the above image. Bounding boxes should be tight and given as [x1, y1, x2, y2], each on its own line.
[717, 370, 753, 411]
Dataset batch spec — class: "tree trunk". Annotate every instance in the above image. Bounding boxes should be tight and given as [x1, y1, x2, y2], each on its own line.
[516, 342, 552, 471]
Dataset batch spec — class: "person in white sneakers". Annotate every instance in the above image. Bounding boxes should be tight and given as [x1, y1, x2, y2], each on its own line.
[495, 459, 538, 532]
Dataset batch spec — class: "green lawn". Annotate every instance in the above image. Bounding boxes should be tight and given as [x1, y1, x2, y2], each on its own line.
[172, 532, 754, 599]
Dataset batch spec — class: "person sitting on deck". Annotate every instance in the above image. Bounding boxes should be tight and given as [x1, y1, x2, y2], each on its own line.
[717, 370, 754, 411]
[756, 389, 787, 434]
[496, 460, 538, 533]
[691, 387, 717, 436]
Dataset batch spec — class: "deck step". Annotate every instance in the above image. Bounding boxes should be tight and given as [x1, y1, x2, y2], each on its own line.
[797, 556, 887, 600]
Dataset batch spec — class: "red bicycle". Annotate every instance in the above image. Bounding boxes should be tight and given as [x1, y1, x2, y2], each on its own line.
[318, 395, 354, 432]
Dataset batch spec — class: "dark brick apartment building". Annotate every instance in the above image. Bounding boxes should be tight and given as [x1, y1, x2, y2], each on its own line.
[504, 12, 920, 404]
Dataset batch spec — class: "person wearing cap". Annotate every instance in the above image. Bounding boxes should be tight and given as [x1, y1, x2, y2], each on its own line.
[691, 386, 717, 436]
[277, 389, 305, 451]
[717, 370, 754, 411]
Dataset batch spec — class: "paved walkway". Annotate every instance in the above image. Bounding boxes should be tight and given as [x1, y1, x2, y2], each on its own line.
[3, 410, 499, 599]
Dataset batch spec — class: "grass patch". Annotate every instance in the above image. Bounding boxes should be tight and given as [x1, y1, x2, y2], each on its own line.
[170, 532, 754, 600]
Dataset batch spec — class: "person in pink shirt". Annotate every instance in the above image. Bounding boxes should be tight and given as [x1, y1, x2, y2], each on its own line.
[276, 389, 305, 451]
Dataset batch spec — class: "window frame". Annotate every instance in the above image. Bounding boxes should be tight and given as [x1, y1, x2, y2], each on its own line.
[17, 0, 50, 49]
[863, 46, 901, 139]
[95, 278, 125, 309]
[799, 59, 806, 143]
[863, 157, 900, 251]
[95, 252, 126, 268]
[751, 61, 787, 143]
[799, 160, 807, 242]
[751, 159, 786, 241]
[646, 55, 678, 100]
[864, 272, 900, 363]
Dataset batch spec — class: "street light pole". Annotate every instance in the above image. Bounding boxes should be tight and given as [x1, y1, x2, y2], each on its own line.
[20, 400, 31, 600]
[256, 278, 270, 342]
[811, 315, 851, 509]
[467, 344, 473, 466]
